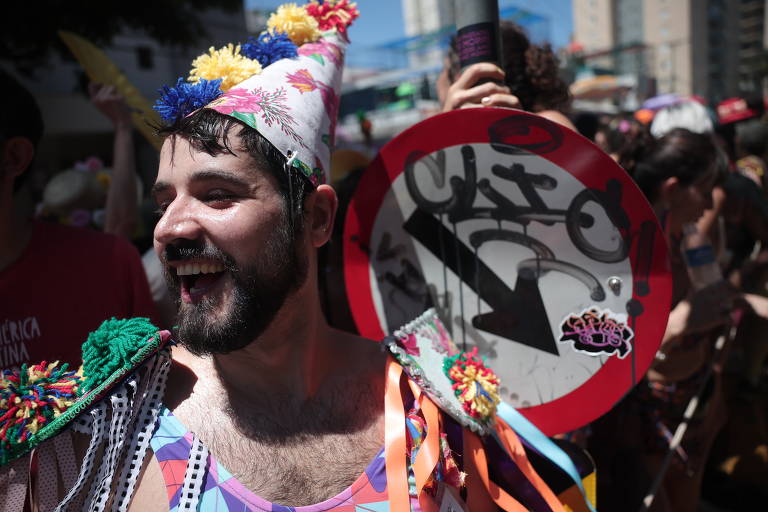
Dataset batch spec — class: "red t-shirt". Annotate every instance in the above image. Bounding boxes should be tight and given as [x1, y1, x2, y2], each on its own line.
[0, 221, 157, 369]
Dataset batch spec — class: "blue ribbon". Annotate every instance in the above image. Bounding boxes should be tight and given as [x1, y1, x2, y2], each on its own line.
[497, 402, 596, 512]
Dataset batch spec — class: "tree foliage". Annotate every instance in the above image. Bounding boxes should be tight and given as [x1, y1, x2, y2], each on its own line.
[1, 0, 243, 75]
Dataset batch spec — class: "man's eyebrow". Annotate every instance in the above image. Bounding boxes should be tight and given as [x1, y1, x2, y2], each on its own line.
[188, 169, 251, 188]
[151, 181, 171, 200]
[151, 169, 252, 200]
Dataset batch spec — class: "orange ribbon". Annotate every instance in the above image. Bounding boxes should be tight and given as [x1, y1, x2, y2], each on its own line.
[414, 395, 441, 492]
[406, 379, 443, 512]
[384, 357, 410, 511]
[495, 418, 566, 512]
[464, 430, 527, 511]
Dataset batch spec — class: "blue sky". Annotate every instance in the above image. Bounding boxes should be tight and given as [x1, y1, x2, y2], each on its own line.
[245, 0, 573, 49]
[500, 0, 573, 49]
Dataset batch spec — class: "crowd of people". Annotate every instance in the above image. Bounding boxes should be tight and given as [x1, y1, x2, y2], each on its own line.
[437, 24, 768, 511]
[1, 9, 767, 511]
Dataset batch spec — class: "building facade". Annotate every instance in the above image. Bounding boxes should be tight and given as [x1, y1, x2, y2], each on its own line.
[573, 0, 615, 70]
[738, 0, 767, 95]
[573, 0, 763, 104]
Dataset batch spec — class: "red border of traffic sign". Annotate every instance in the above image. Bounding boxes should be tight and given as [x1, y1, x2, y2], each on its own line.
[343, 108, 672, 436]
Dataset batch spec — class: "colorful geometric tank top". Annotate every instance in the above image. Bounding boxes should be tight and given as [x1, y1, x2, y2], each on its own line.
[149, 408, 391, 511]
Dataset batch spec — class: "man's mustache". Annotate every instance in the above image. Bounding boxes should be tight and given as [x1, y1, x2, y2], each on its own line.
[163, 240, 237, 273]
[165, 240, 225, 262]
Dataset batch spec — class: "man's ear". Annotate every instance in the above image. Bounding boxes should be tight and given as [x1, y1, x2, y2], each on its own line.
[305, 184, 338, 248]
[658, 176, 679, 207]
[1, 136, 34, 180]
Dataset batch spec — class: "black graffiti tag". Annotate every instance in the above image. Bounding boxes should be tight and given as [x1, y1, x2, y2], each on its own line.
[398, 131, 635, 351]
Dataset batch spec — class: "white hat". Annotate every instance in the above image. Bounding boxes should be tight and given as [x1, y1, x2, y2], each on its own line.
[154, 1, 359, 187]
[650, 99, 714, 139]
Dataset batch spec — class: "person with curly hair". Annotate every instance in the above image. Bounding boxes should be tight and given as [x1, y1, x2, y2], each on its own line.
[589, 129, 734, 512]
[437, 21, 575, 129]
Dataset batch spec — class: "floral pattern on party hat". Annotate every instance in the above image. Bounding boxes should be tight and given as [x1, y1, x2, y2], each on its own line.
[154, 0, 359, 187]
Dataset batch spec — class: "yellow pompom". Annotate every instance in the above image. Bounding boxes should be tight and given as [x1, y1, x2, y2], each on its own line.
[267, 3, 321, 46]
[27, 418, 39, 434]
[189, 44, 262, 92]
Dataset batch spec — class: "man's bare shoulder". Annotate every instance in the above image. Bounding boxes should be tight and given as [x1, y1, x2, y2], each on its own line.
[68, 430, 168, 512]
[127, 448, 168, 512]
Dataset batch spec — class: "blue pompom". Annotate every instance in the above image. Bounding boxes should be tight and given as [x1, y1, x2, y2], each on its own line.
[241, 31, 298, 68]
[153, 77, 223, 124]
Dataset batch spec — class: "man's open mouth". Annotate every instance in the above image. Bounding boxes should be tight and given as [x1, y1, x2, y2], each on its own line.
[176, 262, 227, 303]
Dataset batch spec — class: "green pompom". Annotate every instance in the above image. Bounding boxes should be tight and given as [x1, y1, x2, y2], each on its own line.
[80, 317, 158, 394]
[442, 352, 462, 377]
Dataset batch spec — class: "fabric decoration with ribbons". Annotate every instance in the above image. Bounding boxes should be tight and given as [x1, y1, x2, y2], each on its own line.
[498, 402, 597, 512]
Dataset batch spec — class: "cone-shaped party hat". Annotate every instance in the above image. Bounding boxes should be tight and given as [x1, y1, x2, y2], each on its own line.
[154, 1, 359, 186]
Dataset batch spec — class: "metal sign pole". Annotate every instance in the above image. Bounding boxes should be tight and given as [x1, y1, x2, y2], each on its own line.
[454, 0, 504, 73]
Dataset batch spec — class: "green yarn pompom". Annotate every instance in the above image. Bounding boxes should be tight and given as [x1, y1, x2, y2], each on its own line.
[79, 317, 159, 395]
[442, 351, 462, 377]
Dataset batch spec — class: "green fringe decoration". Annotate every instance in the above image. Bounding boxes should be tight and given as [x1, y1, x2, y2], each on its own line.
[1, 317, 164, 467]
[80, 317, 158, 395]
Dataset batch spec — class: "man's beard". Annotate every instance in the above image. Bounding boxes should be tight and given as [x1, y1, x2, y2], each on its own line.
[162, 217, 307, 355]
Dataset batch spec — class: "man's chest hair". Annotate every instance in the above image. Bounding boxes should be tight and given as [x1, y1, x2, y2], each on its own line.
[201, 424, 383, 505]
[173, 375, 385, 506]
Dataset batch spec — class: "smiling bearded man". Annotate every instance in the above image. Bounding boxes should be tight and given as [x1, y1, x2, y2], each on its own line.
[0, 2, 595, 510]
[157, 114, 309, 356]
